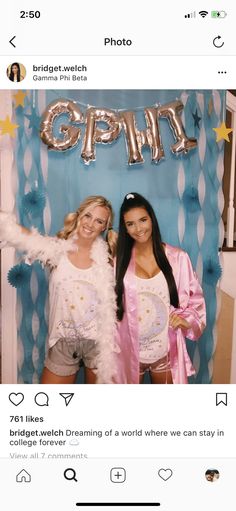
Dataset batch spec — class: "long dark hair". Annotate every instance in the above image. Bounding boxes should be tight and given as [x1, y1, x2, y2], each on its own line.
[115, 192, 179, 320]
[9, 63, 20, 82]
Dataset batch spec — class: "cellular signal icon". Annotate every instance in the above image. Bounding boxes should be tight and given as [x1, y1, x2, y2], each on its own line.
[199, 10, 208, 18]
[185, 11, 196, 18]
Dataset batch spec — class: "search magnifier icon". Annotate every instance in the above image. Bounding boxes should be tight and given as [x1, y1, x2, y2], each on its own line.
[64, 468, 78, 482]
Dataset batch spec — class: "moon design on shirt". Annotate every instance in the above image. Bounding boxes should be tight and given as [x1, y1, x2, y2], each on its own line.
[138, 291, 168, 342]
[74, 280, 98, 324]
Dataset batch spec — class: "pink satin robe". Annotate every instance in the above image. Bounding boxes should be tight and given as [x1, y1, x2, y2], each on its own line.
[115, 244, 206, 384]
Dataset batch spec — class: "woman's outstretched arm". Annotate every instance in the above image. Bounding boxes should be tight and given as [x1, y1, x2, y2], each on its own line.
[0, 211, 74, 266]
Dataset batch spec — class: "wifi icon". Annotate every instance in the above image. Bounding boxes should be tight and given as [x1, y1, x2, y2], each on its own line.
[199, 10, 208, 18]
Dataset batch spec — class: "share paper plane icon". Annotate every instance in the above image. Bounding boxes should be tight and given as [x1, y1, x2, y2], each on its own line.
[59, 393, 74, 406]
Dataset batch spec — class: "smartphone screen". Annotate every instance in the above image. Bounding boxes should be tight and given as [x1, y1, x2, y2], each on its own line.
[0, 2, 235, 510]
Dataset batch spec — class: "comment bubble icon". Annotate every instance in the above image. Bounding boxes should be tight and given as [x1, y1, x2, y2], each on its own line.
[34, 392, 49, 406]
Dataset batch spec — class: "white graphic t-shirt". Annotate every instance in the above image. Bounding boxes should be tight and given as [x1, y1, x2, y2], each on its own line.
[136, 271, 170, 363]
[48, 255, 99, 348]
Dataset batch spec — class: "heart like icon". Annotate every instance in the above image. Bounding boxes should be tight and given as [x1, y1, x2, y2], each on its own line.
[158, 468, 173, 481]
[9, 393, 24, 406]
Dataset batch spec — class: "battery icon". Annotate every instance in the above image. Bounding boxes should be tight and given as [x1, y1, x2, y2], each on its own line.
[211, 10, 227, 18]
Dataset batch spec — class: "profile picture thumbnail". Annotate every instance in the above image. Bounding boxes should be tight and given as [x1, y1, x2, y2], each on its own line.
[205, 469, 220, 482]
[6, 62, 26, 83]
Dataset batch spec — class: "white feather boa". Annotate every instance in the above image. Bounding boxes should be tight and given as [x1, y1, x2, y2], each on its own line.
[0, 211, 75, 266]
[0, 211, 119, 383]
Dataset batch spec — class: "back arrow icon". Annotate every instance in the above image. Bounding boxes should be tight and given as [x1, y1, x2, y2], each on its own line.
[9, 36, 16, 48]
[213, 35, 224, 48]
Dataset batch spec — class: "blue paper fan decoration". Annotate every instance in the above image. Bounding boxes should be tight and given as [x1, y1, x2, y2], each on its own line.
[7, 263, 31, 288]
[182, 185, 201, 213]
[22, 190, 46, 216]
[203, 257, 222, 285]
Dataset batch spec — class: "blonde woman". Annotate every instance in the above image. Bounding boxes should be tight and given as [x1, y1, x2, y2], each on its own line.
[0, 196, 118, 384]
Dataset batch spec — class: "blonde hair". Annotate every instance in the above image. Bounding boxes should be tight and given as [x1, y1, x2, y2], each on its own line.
[57, 195, 117, 256]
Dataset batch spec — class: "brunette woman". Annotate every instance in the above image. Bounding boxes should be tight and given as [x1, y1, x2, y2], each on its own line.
[115, 193, 206, 384]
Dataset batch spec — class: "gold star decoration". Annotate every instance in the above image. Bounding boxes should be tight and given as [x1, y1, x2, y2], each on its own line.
[0, 116, 19, 138]
[213, 122, 233, 142]
[13, 90, 27, 108]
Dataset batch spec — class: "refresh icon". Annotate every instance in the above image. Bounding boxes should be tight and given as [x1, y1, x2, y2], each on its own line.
[213, 35, 224, 48]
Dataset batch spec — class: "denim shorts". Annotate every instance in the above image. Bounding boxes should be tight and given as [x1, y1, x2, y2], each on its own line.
[44, 338, 99, 376]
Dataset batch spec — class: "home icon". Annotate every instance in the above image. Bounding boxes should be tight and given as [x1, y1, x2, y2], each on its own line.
[16, 469, 31, 483]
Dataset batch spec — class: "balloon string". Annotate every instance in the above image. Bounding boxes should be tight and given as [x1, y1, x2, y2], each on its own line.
[50, 89, 161, 113]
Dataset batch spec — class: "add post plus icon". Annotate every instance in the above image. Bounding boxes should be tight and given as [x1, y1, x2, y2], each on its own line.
[110, 467, 126, 483]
